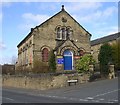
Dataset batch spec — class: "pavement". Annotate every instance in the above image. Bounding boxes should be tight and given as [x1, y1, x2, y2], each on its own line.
[2, 78, 119, 103]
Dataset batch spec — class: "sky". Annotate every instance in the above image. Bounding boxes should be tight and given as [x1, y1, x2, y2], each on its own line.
[0, 1, 119, 64]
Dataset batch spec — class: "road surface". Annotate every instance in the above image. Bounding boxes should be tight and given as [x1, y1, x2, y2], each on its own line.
[2, 78, 119, 103]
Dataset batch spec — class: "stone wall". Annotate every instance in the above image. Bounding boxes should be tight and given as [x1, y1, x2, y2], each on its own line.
[2, 74, 90, 90]
[17, 35, 34, 71]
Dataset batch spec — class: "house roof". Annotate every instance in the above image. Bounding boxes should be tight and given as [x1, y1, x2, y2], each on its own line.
[17, 5, 92, 48]
[91, 32, 120, 46]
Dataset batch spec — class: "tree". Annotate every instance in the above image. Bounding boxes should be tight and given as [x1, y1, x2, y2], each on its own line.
[111, 40, 120, 70]
[98, 43, 113, 76]
[76, 54, 95, 73]
[48, 50, 56, 72]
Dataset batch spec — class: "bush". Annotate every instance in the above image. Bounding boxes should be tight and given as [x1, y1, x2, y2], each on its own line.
[32, 58, 49, 73]
[76, 54, 95, 73]
[98, 43, 113, 76]
[111, 40, 120, 70]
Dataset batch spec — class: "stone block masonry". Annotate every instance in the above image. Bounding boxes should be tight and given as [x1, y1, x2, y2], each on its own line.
[2, 74, 90, 90]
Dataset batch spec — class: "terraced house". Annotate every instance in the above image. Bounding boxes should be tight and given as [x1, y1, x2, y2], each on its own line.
[16, 5, 92, 72]
[91, 32, 120, 63]
[91, 32, 120, 70]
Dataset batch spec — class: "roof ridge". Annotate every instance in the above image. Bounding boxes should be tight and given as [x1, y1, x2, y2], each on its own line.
[91, 32, 119, 46]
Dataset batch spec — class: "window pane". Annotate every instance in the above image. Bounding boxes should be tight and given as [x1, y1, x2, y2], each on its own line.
[42, 48, 49, 62]
[57, 27, 61, 39]
[62, 28, 66, 40]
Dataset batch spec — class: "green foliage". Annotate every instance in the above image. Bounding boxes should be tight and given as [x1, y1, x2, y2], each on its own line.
[48, 50, 56, 72]
[98, 43, 113, 75]
[111, 40, 120, 70]
[76, 54, 95, 73]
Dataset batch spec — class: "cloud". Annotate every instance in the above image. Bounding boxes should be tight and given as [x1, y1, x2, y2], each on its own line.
[0, 13, 2, 23]
[0, 42, 6, 50]
[66, 2, 102, 13]
[1, 2, 12, 7]
[102, 26, 118, 35]
[102, 6, 118, 19]
[0, 3, 2, 24]
[19, 13, 50, 33]
[0, 56, 12, 65]
[76, 6, 117, 24]
[22, 13, 50, 24]
[91, 26, 118, 40]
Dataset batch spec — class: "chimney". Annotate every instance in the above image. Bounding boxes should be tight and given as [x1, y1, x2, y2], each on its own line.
[61, 5, 65, 11]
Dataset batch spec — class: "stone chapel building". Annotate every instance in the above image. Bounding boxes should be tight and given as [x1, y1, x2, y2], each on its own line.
[16, 5, 92, 72]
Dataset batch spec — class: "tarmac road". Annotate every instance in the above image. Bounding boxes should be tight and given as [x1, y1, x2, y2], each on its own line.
[2, 78, 119, 103]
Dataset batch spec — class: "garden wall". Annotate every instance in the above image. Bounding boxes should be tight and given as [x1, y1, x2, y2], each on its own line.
[2, 74, 90, 90]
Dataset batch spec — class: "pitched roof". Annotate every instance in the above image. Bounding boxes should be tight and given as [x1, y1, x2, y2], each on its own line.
[17, 6, 92, 48]
[91, 32, 120, 46]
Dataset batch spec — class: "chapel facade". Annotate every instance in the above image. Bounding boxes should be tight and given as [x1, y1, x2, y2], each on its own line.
[16, 5, 92, 72]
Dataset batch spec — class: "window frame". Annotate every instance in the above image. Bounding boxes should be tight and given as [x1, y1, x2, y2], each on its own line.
[42, 48, 49, 62]
[61, 27, 66, 40]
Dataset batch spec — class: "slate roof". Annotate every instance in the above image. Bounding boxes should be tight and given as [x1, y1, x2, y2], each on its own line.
[17, 6, 91, 48]
[91, 32, 120, 46]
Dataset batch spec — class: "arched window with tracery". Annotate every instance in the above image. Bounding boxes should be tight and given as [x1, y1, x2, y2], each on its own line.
[62, 27, 66, 40]
[66, 27, 72, 39]
[56, 26, 72, 40]
[66, 28, 70, 38]
[42, 48, 49, 62]
[57, 27, 61, 39]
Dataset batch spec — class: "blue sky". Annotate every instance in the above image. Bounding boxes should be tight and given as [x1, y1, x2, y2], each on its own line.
[0, 1, 118, 64]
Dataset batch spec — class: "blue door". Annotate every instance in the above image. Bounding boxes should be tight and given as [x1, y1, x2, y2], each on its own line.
[64, 50, 73, 70]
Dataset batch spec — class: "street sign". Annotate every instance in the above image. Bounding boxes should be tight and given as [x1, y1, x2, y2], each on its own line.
[57, 58, 64, 64]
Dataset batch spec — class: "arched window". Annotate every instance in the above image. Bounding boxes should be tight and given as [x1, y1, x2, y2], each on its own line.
[42, 48, 49, 62]
[66, 27, 72, 39]
[57, 27, 61, 39]
[66, 28, 70, 38]
[56, 26, 72, 40]
[79, 50, 84, 56]
[62, 27, 66, 40]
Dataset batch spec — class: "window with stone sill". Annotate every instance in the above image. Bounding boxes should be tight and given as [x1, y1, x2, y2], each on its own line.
[26, 44, 28, 49]
[62, 27, 66, 40]
[56, 27, 62, 40]
[66, 28, 72, 39]
[23, 47, 25, 52]
[20, 48, 22, 52]
[56, 26, 72, 40]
